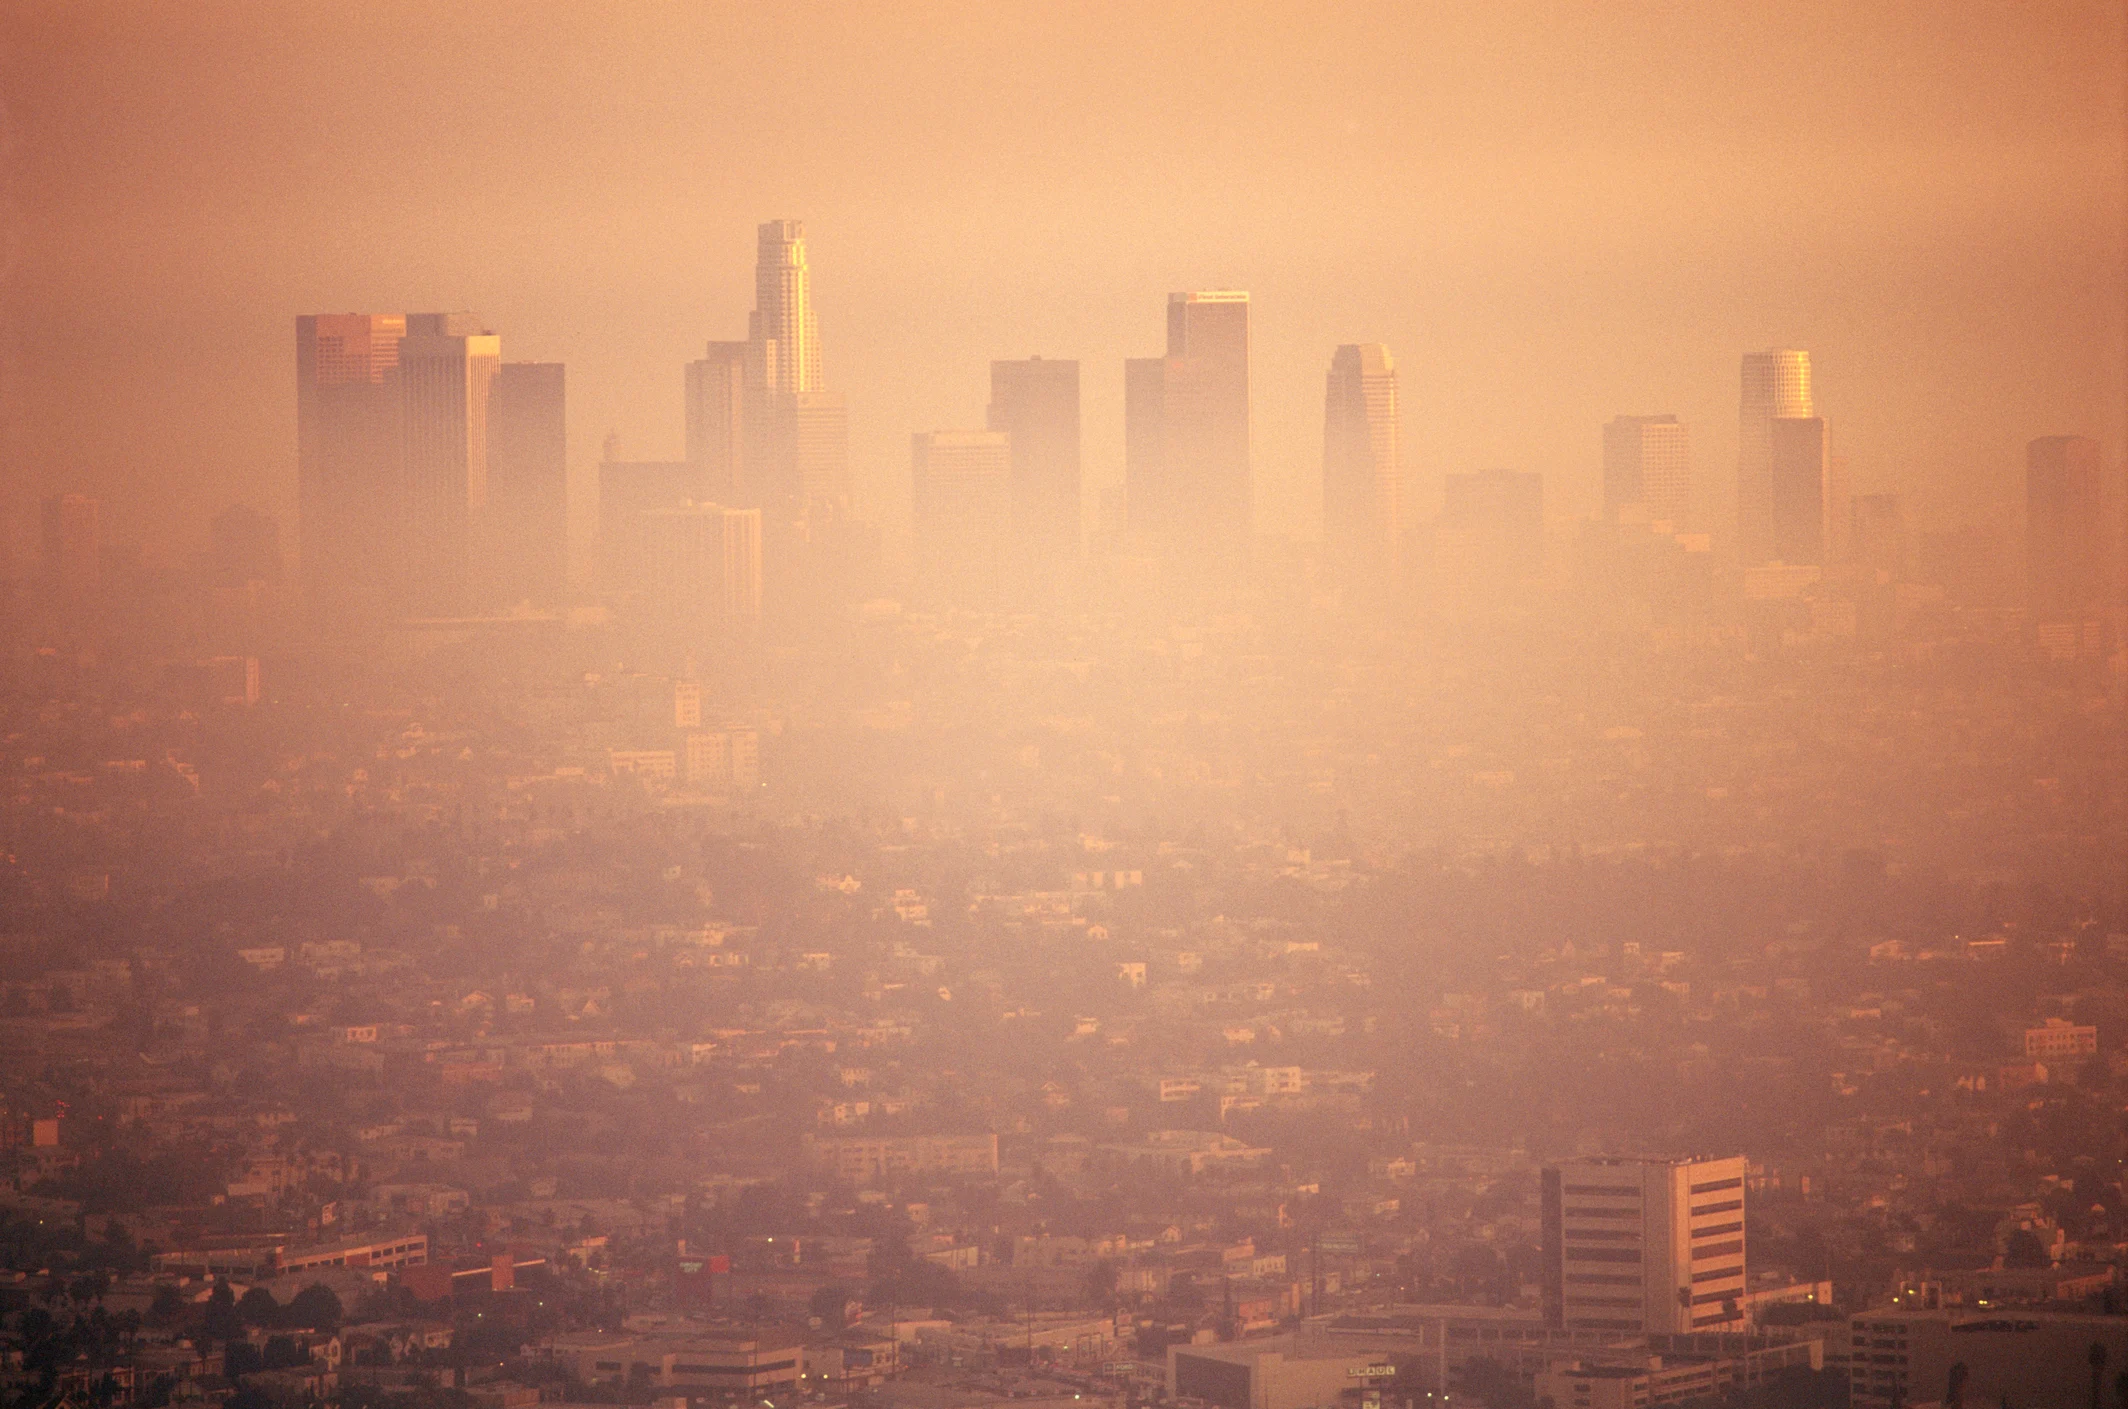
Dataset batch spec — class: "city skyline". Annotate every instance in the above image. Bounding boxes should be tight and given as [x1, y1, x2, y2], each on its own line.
[1, 11, 2125, 1409]
[3, 4, 2119, 568]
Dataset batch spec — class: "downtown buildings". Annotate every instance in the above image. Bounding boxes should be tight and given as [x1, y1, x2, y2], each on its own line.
[1322, 343, 1402, 591]
[295, 312, 565, 624]
[1127, 291, 1252, 570]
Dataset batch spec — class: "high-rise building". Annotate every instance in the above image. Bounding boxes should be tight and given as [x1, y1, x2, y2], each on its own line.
[1768, 416, 1830, 565]
[599, 456, 696, 598]
[1738, 350, 1813, 563]
[2025, 435, 2104, 620]
[638, 503, 763, 635]
[39, 493, 99, 602]
[684, 342, 749, 503]
[987, 357, 1082, 559]
[729, 221, 850, 521]
[297, 313, 407, 624]
[749, 220, 821, 396]
[911, 430, 1013, 605]
[1126, 291, 1250, 563]
[1322, 344, 1402, 586]
[1436, 468, 1544, 591]
[1602, 414, 1689, 526]
[397, 313, 501, 616]
[484, 362, 567, 607]
[1541, 1154, 1748, 1336]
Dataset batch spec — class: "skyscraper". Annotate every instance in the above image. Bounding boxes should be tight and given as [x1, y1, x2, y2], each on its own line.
[1540, 1154, 1748, 1336]
[1602, 414, 1689, 526]
[987, 357, 1082, 559]
[1768, 416, 1830, 565]
[397, 313, 501, 616]
[1322, 343, 1401, 587]
[684, 342, 748, 503]
[639, 502, 763, 636]
[296, 313, 407, 624]
[2026, 435, 2104, 620]
[737, 221, 849, 520]
[749, 220, 821, 396]
[599, 452, 696, 599]
[1738, 350, 1813, 563]
[484, 362, 568, 607]
[1126, 291, 1250, 564]
[911, 430, 1013, 605]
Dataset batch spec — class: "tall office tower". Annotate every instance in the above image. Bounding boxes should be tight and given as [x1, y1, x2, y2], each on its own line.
[39, 493, 100, 601]
[1436, 468, 1544, 589]
[749, 220, 821, 396]
[1322, 343, 1402, 587]
[396, 313, 500, 616]
[2026, 435, 2104, 620]
[1125, 291, 1251, 563]
[599, 456, 696, 598]
[1738, 350, 1813, 563]
[684, 341, 749, 502]
[209, 504, 282, 588]
[1540, 1154, 1748, 1335]
[483, 362, 567, 607]
[1602, 414, 1690, 525]
[297, 313, 408, 624]
[987, 357, 1083, 558]
[911, 431, 1013, 605]
[789, 391, 851, 509]
[638, 503, 763, 635]
[1850, 493, 1906, 579]
[740, 221, 848, 518]
[1767, 416, 1829, 565]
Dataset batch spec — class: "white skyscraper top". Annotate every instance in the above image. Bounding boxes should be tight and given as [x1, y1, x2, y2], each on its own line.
[749, 219, 822, 395]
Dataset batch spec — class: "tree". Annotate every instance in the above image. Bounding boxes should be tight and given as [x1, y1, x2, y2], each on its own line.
[203, 1283, 242, 1343]
[1083, 1258, 1119, 1309]
[223, 1342, 264, 1378]
[808, 1283, 854, 1330]
[2002, 1228, 2051, 1269]
[237, 1287, 280, 1328]
[261, 1336, 307, 1370]
[148, 1285, 184, 1325]
[285, 1283, 343, 1330]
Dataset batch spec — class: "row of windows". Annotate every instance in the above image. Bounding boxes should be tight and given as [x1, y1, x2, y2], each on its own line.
[1689, 1177, 1743, 1195]
[1692, 1221, 1744, 1239]
[1564, 1295, 1639, 1308]
[1561, 1228, 1639, 1241]
[1563, 1206, 1640, 1219]
[1690, 1264, 1743, 1285]
[1562, 1184, 1640, 1198]
[1691, 1240, 1744, 1261]
[1689, 1199, 1743, 1216]
[1565, 1273, 1642, 1285]
[670, 1360, 798, 1376]
[1564, 1247, 1643, 1263]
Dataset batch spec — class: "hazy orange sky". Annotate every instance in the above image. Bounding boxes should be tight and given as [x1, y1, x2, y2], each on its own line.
[3, 1, 2123, 570]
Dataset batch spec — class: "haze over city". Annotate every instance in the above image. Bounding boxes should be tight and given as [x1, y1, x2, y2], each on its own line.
[0, 6, 2126, 1409]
